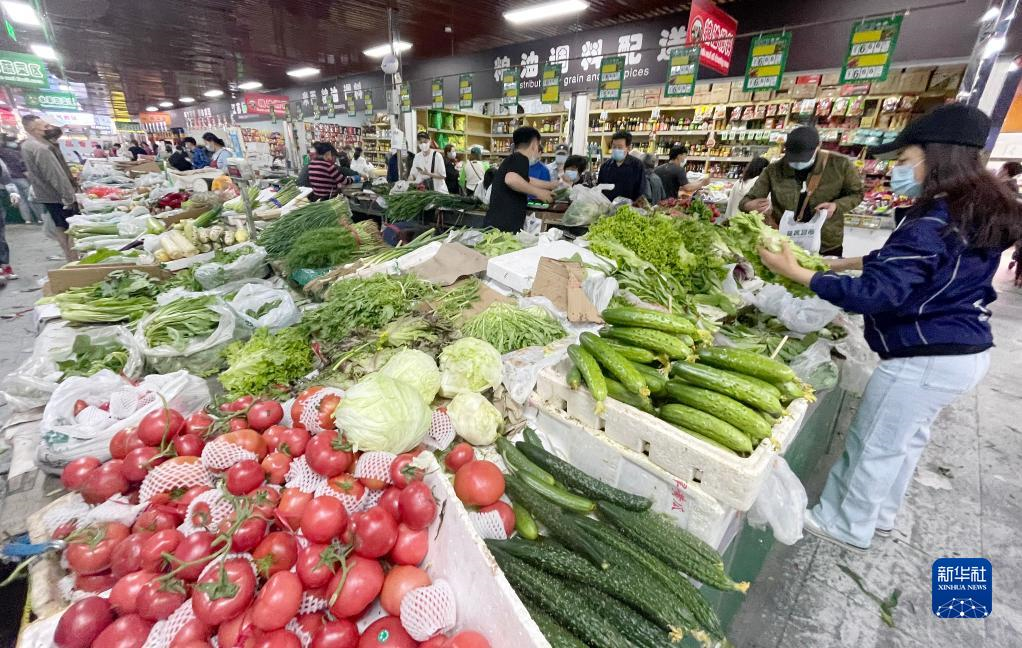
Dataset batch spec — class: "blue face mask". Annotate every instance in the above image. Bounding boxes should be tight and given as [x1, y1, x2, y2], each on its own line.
[890, 162, 922, 198]
[564, 170, 579, 182]
[611, 148, 626, 162]
[788, 155, 815, 171]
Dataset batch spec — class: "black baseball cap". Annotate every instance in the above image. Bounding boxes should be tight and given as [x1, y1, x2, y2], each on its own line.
[784, 126, 820, 162]
[870, 103, 990, 156]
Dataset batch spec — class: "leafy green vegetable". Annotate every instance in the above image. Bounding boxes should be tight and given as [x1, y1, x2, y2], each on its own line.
[45, 270, 162, 324]
[220, 326, 314, 396]
[438, 337, 502, 397]
[333, 373, 432, 453]
[475, 230, 523, 257]
[385, 190, 478, 221]
[588, 206, 691, 278]
[725, 211, 828, 297]
[143, 296, 221, 349]
[56, 335, 128, 379]
[246, 300, 281, 320]
[258, 197, 352, 258]
[462, 302, 566, 354]
[379, 348, 440, 403]
[212, 244, 255, 265]
[284, 227, 358, 271]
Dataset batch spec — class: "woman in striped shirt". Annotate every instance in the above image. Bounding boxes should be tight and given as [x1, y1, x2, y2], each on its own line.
[307, 142, 353, 201]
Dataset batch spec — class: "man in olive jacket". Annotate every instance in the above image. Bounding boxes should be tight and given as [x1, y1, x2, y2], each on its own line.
[740, 126, 864, 255]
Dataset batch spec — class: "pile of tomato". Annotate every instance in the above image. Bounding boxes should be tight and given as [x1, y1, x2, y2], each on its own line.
[50, 394, 495, 648]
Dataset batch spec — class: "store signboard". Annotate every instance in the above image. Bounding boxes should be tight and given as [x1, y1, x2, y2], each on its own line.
[743, 32, 789, 92]
[139, 112, 171, 129]
[400, 83, 411, 113]
[93, 114, 115, 133]
[431, 78, 444, 109]
[596, 56, 625, 101]
[45, 111, 94, 127]
[540, 64, 560, 104]
[663, 46, 699, 97]
[345, 92, 356, 117]
[459, 74, 472, 109]
[0, 51, 47, 88]
[840, 15, 903, 83]
[364, 90, 374, 114]
[110, 91, 132, 122]
[114, 120, 143, 133]
[242, 93, 289, 116]
[687, 0, 737, 75]
[25, 89, 80, 112]
[327, 99, 336, 119]
[501, 68, 519, 106]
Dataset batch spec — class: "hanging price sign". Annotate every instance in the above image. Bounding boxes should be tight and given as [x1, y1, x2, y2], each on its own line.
[663, 46, 699, 97]
[432, 78, 444, 109]
[841, 15, 903, 83]
[541, 64, 561, 104]
[744, 32, 790, 92]
[597, 56, 625, 101]
[501, 68, 519, 107]
[364, 90, 374, 114]
[459, 74, 473, 109]
[400, 83, 411, 113]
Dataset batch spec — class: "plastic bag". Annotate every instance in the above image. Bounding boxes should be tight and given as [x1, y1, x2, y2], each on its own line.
[582, 271, 618, 313]
[136, 301, 243, 376]
[562, 184, 613, 226]
[193, 242, 268, 290]
[778, 209, 826, 255]
[501, 343, 571, 405]
[228, 283, 301, 331]
[789, 339, 839, 391]
[748, 456, 807, 545]
[741, 282, 840, 334]
[833, 313, 878, 397]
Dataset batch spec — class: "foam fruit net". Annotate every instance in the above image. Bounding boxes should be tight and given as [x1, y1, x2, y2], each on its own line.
[296, 388, 344, 434]
[469, 509, 508, 540]
[201, 438, 258, 471]
[400, 579, 457, 641]
[426, 408, 456, 451]
[139, 460, 214, 505]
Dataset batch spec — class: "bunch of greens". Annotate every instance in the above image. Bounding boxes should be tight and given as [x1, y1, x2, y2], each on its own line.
[57, 335, 129, 379]
[305, 274, 440, 343]
[258, 197, 351, 258]
[220, 326, 313, 396]
[588, 206, 691, 278]
[386, 190, 479, 222]
[212, 244, 256, 265]
[462, 302, 566, 354]
[475, 230, 523, 257]
[143, 295, 221, 350]
[46, 270, 163, 324]
[246, 299, 281, 320]
[284, 227, 358, 271]
[725, 211, 829, 297]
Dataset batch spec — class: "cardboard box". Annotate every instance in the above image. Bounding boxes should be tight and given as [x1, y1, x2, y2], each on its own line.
[729, 87, 752, 103]
[870, 69, 903, 94]
[779, 76, 795, 91]
[708, 87, 730, 104]
[898, 68, 933, 93]
[531, 258, 601, 323]
[752, 90, 774, 102]
[46, 263, 171, 295]
[159, 206, 208, 226]
[929, 66, 964, 93]
[821, 71, 841, 86]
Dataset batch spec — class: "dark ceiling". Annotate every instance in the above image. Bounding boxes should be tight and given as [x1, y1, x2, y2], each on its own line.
[20, 0, 700, 115]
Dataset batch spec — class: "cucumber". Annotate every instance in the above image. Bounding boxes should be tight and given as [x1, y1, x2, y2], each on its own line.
[513, 503, 539, 540]
[586, 588, 675, 648]
[496, 436, 556, 485]
[580, 332, 649, 397]
[720, 369, 784, 399]
[567, 366, 582, 390]
[522, 427, 543, 447]
[600, 337, 658, 364]
[519, 470, 595, 513]
[630, 361, 668, 396]
[491, 550, 640, 648]
[663, 380, 773, 444]
[606, 377, 656, 414]
[696, 346, 797, 384]
[602, 326, 691, 359]
[517, 441, 652, 511]
[601, 306, 700, 336]
[567, 344, 607, 413]
[523, 602, 588, 648]
[670, 361, 784, 415]
[659, 404, 753, 454]
[777, 380, 809, 404]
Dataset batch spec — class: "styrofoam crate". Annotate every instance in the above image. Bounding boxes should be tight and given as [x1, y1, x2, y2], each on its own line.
[531, 398, 740, 551]
[534, 365, 809, 511]
[486, 241, 604, 293]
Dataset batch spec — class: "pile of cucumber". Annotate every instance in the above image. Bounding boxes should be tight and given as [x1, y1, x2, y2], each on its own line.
[567, 306, 812, 455]
[492, 432, 747, 648]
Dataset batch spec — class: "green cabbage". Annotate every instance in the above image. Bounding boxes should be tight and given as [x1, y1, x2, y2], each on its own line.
[438, 337, 502, 397]
[380, 348, 440, 404]
[333, 373, 431, 453]
[447, 392, 503, 446]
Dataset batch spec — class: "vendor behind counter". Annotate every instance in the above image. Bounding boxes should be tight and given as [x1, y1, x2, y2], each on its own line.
[484, 127, 557, 233]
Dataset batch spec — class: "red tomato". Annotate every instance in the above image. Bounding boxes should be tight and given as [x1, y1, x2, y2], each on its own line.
[171, 531, 216, 581]
[479, 501, 515, 537]
[262, 451, 292, 485]
[301, 495, 349, 543]
[226, 459, 265, 495]
[172, 433, 205, 457]
[399, 481, 437, 531]
[168, 618, 212, 647]
[171, 641, 211, 648]
[380, 565, 431, 616]
[357, 616, 416, 648]
[54, 596, 114, 648]
[52, 520, 77, 540]
[277, 427, 310, 457]
[232, 395, 256, 410]
[137, 408, 185, 446]
[121, 446, 164, 483]
[229, 516, 267, 552]
[254, 629, 301, 648]
[292, 387, 341, 431]
[90, 613, 153, 648]
[109, 570, 158, 614]
[389, 453, 424, 488]
[61, 456, 101, 490]
[110, 531, 152, 576]
[251, 570, 302, 631]
[443, 632, 491, 648]
[311, 619, 359, 648]
[228, 417, 251, 432]
[140, 528, 183, 572]
[420, 637, 448, 648]
[132, 507, 179, 534]
[325, 473, 364, 500]
[327, 555, 384, 619]
[378, 486, 402, 522]
[137, 578, 187, 621]
[296, 543, 337, 589]
[250, 485, 281, 520]
[276, 488, 312, 531]
[109, 428, 135, 460]
[80, 462, 129, 504]
[351, 506, 398, 558]
[73, 399, 89, 417]
[172, 484, 211, 516]
[65, 522, 130, 575]
[295, 613, 325, 640]
[247, 400, 284, 431]
[74, 571, 118, 592]
[388, 523, 428, 566]
[216, 606, 257, 648]
[305, 431, 354, 477]
[191, 557, 257, 626]
[453, 460, 505, 507]
[221, 429, 267, 459]
[444, 442, 475, 472]
[184, 412, 214, 437]
[253, 531, 298, 577]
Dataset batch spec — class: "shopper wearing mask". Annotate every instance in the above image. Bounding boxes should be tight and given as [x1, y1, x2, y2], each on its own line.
[597, 131, 644, 201]
[21, 115, 77, 261]
[307, 142, 353, 200]
[201, 132, 232, 169]
[0, 133, 43, 225]
[408, 132, 449, 193]
[740, 126, 863, 255]
[484, 126, 557, 232]
[443, 144, 460, 194]
[546, 143, 569, 179]
[560, 155, 588, 186]
[642, 154, 666, 204]
[183, 137, 210, 169]
[759, 104, 1020, 552]
[459, 146, 489, 195]
[655, 145, 710, 198]
[349, 147, 376, 180]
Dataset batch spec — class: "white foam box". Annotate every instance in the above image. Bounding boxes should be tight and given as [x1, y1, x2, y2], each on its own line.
[486, 241, 604, 294]
[531, 398, 739, 550]
[534, 364, 808, 511]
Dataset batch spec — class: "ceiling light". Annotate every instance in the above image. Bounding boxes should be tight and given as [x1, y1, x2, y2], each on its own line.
[179, 96, 195, 103]
[362, 41, 412, 58]
[145, 105, 158, 112]
[203, 89, 224, 97]
[980, 7, 1000, 22]
[158, 101, 173, 108]
[503, 0, 588, 24]
[238, 80, 263, 90]
[286, 66, 320, 78]
[983, 35, 1006, 58]
[1, 1, 40, 27]
[30, 43, 58, 60]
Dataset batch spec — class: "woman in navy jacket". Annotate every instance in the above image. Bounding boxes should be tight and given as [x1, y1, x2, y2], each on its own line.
[760, 104, 1022, 551]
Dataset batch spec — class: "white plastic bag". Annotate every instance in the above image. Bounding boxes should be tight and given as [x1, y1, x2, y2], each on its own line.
[136, 301, 242, 376]
[778, 209, 826, 255]
[789, 339, 839, 391]
[229, 283, 301, 331]
[193, 242, 268, 290]
[741, 282, 841, 334]
[832, 313, 878, 397]
[748, 456, 807, 545]
[562, 184, 613, 226]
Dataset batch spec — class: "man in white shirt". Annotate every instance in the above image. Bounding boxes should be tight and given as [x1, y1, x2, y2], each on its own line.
[407, 131, 448, 193]
[349, 146, 375, 179]
[546, 143, 569, 180]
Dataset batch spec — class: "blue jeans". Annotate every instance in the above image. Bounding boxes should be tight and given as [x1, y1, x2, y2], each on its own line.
[812, 352, 990, 547]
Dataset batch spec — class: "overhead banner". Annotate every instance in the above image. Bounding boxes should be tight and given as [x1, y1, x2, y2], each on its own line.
[743, 32, 790, 92]
[687, 0, 737, 75]
[345, 92, 356, 117]
[400, 83, 411, 113]
[841, 15, 903, 83]
[242, 93, 289, 116]
[364, 90, 374, 114]
[501, 68, 519, 107]
[459, 74, 473, 108]
[540, 64, 560, 104]
[0, 51, 47, 88]
[664, 46, 699, 97]
[24, 89, 80, 112]
[596, 56, 625, 101]
[431, 78, 444, 109]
